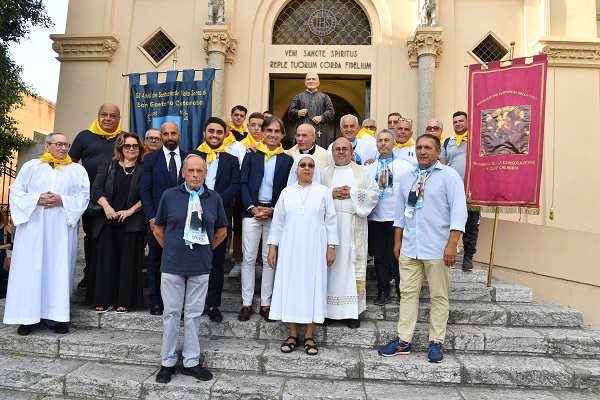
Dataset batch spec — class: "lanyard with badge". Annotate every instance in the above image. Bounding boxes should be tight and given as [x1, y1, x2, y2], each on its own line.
[183, 183, 209, 248]
[405, 161, 437, 219]
[376, 156, 395, 199]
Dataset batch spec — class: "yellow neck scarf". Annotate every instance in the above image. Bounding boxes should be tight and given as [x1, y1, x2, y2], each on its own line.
[395, 138, 415, 149]
[453, 131, 468, 146]
[87, 119, 122, 139]
[223, 132, 237, 147]
[39, 151, 73, 169]
[439, 137, 444, 144]
[197, 142, 226, 164]
[356, 127, 375, 139]
[256, 142, 284, 162]
[240, 134, 260, 147]
[230, 122, 247, 134]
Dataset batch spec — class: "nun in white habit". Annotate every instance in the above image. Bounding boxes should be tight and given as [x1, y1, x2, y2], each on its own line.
[267, 154, 338, 356]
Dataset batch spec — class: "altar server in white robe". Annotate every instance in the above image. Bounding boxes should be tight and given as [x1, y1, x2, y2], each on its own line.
[321, 138, 379, 329]
[3, 133, 89, 336]
[267, 155, 338, 355]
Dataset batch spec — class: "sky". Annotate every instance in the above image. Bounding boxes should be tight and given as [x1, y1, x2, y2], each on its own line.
[9, 0, 69, 103]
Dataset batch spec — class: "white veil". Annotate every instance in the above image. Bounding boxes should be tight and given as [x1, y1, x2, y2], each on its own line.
[286, 154, 321, 186]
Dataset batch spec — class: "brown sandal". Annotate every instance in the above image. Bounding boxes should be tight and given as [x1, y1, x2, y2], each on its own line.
[280, 336, 298, 353]
[304, 337, 318, 356]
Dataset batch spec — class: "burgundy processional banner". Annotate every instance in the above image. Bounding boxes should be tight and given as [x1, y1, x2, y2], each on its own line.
[465, 54, 548, 213]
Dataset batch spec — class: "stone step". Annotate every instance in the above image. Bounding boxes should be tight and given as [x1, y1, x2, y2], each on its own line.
[1, 316, 597, 361]
[0, 350, 598, 398]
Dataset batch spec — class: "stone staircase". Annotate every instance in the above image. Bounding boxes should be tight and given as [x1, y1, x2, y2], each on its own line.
[0, 252, 599, 399]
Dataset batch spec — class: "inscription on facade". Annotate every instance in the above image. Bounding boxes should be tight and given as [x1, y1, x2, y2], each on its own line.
[270, 48, 372, 71]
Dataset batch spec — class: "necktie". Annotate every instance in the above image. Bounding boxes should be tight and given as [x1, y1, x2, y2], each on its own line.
[169, 151, 177, 186]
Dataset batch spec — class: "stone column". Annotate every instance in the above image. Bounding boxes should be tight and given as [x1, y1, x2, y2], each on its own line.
[203, 25, 235, 117]
[407, 27, 443, 136]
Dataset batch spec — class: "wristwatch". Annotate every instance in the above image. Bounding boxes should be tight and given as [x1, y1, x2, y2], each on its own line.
[328, 245, 335, 249]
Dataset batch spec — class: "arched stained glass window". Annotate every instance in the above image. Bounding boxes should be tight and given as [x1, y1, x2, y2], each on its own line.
[273, 0, 372, 45]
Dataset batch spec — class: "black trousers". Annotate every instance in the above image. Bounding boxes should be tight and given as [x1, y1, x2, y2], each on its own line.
[146, 223, 163, 302]
[368, 220, 400, 296]
[463, 210, 480, 258]
[81, 213, 94, 278]
[206, 229, 229, 307]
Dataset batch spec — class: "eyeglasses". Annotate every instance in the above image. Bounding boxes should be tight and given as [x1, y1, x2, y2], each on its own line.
[426, 126, 441, 131]
[123, 144, 140, 150]
[145, 137, 161, 142]
[363, 126, 376, 130]
[48, 142, 70, 149]
[333, 147, 351, 153]
[99, 112, 118, 119]
[399, 118, 413, 124]
[298, 163, 315, 168]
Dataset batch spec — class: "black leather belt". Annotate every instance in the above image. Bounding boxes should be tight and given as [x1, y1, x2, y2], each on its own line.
[257, 201, 272, 207]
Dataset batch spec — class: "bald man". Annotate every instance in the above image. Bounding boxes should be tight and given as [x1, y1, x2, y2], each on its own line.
[140, 121, 189, 315]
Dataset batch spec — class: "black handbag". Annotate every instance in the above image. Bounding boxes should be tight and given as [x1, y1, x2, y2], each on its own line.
[85, 202, 104, 218]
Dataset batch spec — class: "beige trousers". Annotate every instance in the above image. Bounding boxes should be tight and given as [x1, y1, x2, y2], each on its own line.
[397, 254, 450, 343]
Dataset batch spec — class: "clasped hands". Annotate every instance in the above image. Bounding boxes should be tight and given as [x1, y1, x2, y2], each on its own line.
[298, 109, 322, 124]
[332, 185, 351, 200]
[37, 191, 63, 208]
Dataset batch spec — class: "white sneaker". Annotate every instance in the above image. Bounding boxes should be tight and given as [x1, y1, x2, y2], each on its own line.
[229, 262, 242, 277]
[255, 262, 263, 278]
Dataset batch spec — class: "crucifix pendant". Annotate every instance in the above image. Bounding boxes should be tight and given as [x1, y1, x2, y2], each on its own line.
[317, 130, 322, 138]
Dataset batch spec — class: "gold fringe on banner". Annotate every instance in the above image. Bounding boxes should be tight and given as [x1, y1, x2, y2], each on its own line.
[469, 205, 540, 215]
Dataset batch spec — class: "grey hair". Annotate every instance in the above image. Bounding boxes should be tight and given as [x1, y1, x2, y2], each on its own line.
[182, 154, 206, 170]
[375, 129, 395, 141]
[427, 119, 444, 130]
[45, 132, 66, 144]
[145, 128, 161, 136]
[362, 118, 376, 126]
[97, 103, 121, 116]
[339, 114, 359, 128]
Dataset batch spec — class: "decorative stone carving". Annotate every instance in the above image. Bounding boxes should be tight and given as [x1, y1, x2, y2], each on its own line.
[420, 0, 438, 27]
[203, 28, 233, 57]
[225, 38, 237, 64]
[407, 27, 443, 68]
[207, 0, 226, 25]
[50, 34, 119, 62]
[534, 37, 600, 68]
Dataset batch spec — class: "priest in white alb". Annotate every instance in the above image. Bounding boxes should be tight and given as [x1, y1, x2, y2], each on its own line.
[321, 137, 379, 329]
[3, 133, 89, 336]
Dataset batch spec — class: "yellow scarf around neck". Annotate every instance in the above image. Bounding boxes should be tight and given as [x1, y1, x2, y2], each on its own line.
[256, 142, 284, 162]
[222, 132, 237, 147]
[240, 134, 260, 147]
[453, 131, 468, 146]
[356, 127, 375, 139]
[197, 142, 226, 164]
[39, 151, 73, 169]
[230, 121, 247, 134]
[395, 138, 415, 149]
[87, 119, 122, 139]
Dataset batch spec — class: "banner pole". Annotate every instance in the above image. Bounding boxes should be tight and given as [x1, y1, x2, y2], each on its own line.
[486, 208, 500, 287]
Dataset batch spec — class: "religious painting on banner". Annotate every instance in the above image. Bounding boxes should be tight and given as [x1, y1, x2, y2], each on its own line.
[128, 68, 215, 153]
[465, 55, 547, 213]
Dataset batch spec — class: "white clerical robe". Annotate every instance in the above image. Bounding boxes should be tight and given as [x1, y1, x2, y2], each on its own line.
[321, 163, 379, 319]
[3, 160, 89, 325]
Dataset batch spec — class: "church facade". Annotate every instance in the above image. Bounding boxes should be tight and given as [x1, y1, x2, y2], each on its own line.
[51, 0, 600, 323]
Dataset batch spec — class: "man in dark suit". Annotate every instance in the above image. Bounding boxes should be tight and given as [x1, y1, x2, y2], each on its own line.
[140, 121, 188, 315]
[192, 117, 241, 322]
[238, 116, 293, 322]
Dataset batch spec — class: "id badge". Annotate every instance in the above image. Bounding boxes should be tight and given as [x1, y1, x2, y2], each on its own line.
[184, 227, 210, 245]
[407, 190, 417, 207]
[404, 206, 415, 219]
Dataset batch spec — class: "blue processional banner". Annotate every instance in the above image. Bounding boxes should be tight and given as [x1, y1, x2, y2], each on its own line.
[128, 68, 215, 152]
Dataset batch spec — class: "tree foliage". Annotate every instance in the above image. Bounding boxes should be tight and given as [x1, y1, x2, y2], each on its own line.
[0, 0, 53, 167]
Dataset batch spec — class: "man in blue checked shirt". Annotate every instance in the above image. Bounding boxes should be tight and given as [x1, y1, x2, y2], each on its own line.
[378, 133, 467, 363]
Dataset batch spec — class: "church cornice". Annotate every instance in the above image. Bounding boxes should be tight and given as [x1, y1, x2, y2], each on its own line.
[203, 25, 236, 64]
[534, 37, 600, 68]
[50, 34, 119, 62]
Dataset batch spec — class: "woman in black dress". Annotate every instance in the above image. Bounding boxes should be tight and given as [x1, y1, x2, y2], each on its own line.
[87, 133, 146, 313]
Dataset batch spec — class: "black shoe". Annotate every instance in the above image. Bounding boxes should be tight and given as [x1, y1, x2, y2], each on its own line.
[373, 292, 390, 306]
[181, 364, 213, 381]
[150, 301, 163, 316]
[259, 307, 274, 322]
[155, 366, 175, 383]
[238, 306, 252, 321]
[322, 318, 333, 326]
[207, 307, 223, 322]
[77, 277, 88, 289]
[48, 322, 69, 334]
[17, 324, 34, 336]
[462, 257, 473, 271]
[347, 319, 360, 329]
